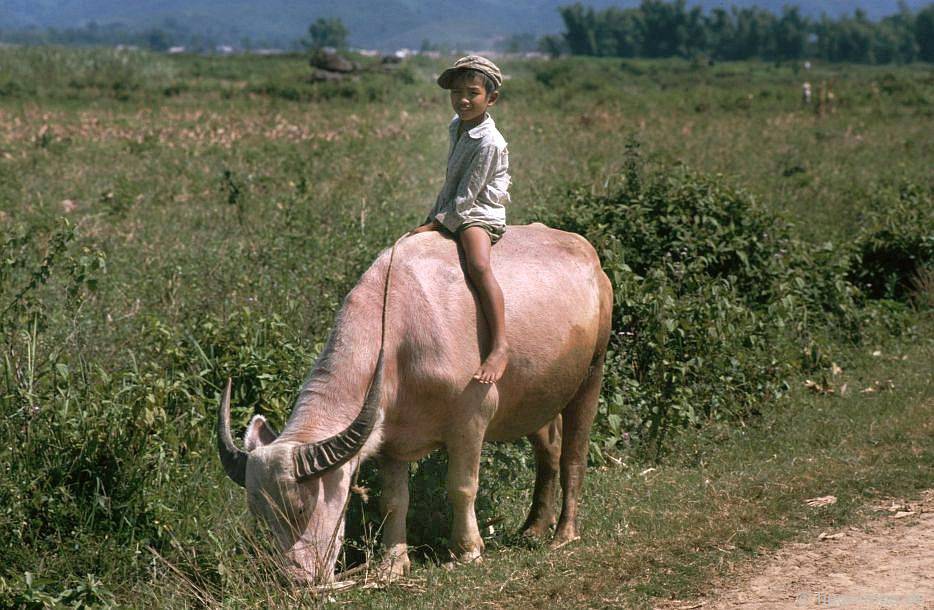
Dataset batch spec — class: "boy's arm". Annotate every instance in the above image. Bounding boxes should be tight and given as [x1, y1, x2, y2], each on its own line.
[412, 193, 445, 235]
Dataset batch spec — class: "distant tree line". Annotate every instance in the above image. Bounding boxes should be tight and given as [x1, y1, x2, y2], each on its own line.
[547, 1, 934, 63]
[1, 22, 164, 51]
[0, 16, 350, 54]
[0, 19, 292, 53]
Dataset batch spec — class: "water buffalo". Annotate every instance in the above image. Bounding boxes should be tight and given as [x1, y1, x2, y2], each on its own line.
[217, 223, 612, 583]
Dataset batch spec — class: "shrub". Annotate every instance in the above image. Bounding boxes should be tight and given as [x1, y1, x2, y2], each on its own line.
[850, 182, 934, 302]
[540, 149, 877, 459]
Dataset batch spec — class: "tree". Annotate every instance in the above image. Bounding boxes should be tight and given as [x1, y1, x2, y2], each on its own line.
[306, 17, 348, 50]
[538, 34, 568, 58]
[707, 8, 737, 60]
[552, 1, 932, 65]
[146, 28, 171, 52]
[605, 7, 644, 57]
[732, 7, 775, 59]
[771, 6, 809, 60]
[821, 10, 874, 63]
[639, 0, 685, 58]
[917, 5, 934, 62]
[874, 9, 917, 64]
[683, 5, 708, 57]
[560, 3, 600, 55]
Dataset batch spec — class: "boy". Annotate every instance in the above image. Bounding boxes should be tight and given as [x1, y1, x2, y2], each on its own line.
[409, 55, 510, 385]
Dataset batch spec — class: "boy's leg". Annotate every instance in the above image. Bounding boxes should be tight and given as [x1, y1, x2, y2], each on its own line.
[459, 226, 509, 384]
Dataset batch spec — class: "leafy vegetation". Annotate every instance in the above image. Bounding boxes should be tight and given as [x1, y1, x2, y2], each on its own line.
[849, 181, 934, 300]
[0, 48, 930, 606]
[541, 143, 927, 459]
[304, 17, 350, 51]
[557, 1, 934, 63]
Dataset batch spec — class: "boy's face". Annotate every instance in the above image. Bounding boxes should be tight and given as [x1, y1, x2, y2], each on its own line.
[449, 73, 497, 124]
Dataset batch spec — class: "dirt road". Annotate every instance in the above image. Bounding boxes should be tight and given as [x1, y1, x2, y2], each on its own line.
[661, 491, 933, 610]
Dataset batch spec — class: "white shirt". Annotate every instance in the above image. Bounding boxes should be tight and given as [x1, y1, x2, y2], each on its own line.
[426, 114, 510, 233]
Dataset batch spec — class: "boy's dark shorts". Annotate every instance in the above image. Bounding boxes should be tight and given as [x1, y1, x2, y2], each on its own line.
[447, 220, 506, 245]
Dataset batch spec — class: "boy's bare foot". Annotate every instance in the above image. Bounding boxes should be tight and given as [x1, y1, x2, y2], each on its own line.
[474, 344, 508, 384]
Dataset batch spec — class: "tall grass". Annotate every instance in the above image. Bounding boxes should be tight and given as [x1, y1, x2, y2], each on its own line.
[0, 46, 179, 100]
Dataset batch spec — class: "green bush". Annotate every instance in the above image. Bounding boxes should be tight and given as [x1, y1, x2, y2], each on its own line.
[541, 151, 884, 459]
[850, 182, 934, 301]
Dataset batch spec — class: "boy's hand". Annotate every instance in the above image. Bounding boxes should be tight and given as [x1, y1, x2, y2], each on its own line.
[409, 220, 441, 235]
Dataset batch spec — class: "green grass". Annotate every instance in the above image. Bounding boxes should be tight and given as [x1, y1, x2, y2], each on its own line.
[0, 49, 931, 606]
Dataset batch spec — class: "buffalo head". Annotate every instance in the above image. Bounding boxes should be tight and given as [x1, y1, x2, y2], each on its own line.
[216, 354, 382, 582]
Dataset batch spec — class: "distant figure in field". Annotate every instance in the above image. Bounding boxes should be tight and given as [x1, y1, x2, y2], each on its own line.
[802, 82, 812, 105]
[817, 81, 836, 117]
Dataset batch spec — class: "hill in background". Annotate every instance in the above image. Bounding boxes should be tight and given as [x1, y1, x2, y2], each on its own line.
[0, 0, 927, 50]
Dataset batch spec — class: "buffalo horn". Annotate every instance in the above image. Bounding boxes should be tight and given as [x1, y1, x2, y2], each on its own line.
[217, 378, 248, 487]
[293, 349, 384, 479]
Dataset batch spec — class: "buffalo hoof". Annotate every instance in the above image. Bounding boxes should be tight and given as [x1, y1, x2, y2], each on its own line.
[548, 534, 580, 550]
[376, 554, 410, 582]
[442, 549, 483, 570]
[521, 519, 555, 538]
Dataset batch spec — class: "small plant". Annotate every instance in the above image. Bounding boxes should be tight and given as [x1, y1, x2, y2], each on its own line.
[850, 182, 934, 301]
[221, 168, 245, 225]
[908, 265, 934, 310]
[0, 572, 116, 609]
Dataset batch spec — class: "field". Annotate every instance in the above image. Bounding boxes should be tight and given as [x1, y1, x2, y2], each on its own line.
[0, 48, 931, 607]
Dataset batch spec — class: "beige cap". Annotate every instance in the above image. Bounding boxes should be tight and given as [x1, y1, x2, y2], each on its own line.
[437, 55, 503, 90]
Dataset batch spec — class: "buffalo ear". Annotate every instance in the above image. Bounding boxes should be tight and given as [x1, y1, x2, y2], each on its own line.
[243, 415, 279, 451]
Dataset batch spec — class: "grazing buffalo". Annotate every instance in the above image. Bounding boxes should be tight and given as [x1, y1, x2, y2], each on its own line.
[217, 223, 612, 582]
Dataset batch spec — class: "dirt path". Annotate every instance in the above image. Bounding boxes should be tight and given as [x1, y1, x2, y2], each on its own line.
[660, 491, 934, 610]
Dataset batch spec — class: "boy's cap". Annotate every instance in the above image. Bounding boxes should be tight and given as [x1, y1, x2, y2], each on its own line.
[437, 55, 503, 90]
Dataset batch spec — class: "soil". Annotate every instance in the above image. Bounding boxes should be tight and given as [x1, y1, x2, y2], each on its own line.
[659, 490, 934, 610]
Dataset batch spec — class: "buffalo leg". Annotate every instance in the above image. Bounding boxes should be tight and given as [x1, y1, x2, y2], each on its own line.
[445, 426, 486, 562]
[553, 360, 604, 547]
[521, 415, 562, 537]
[378, 456, 411, 578]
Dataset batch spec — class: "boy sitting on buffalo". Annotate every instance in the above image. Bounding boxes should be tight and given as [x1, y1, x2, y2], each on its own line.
[410, 55, 510, 385]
